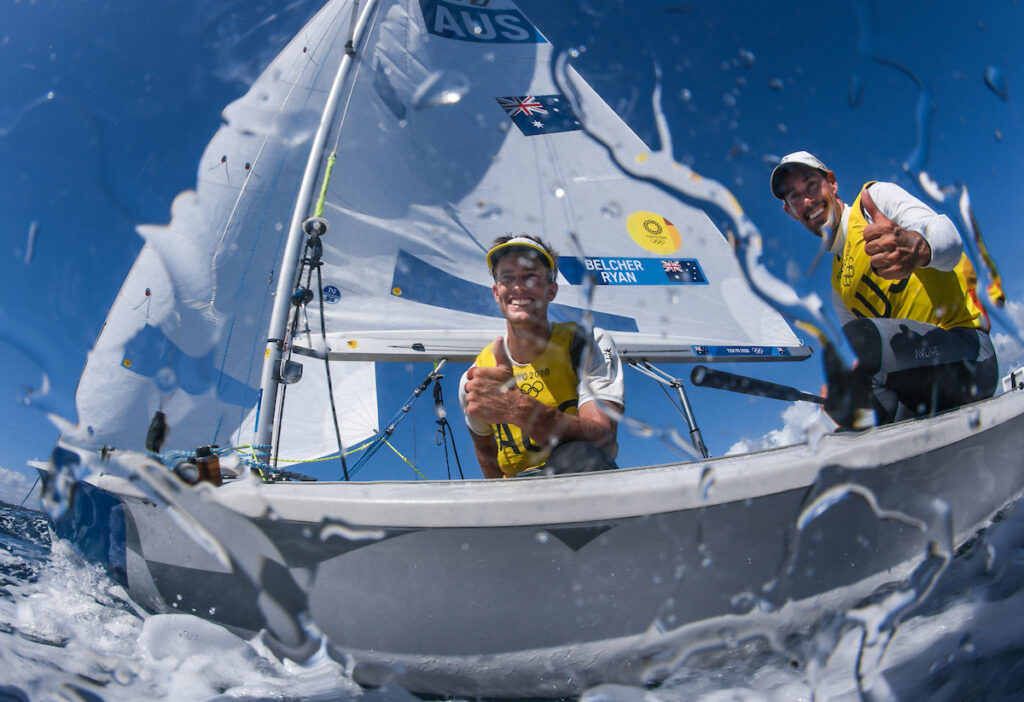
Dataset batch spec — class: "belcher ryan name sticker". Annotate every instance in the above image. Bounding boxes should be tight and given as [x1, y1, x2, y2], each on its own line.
[559, 257, 707, 285]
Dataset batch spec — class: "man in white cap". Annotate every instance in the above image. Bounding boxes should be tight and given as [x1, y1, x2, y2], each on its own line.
[770, 151, 997, 428]
[459, 234, 624, 478]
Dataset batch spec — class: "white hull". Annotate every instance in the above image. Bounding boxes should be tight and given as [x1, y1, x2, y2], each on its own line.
[51, 388, 1024, 697]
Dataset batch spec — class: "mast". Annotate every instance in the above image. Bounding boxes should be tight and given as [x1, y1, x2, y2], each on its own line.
[255, 0, 379, 464]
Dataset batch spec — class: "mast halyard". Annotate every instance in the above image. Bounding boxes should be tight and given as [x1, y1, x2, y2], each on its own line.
[255, 0, 380, 466]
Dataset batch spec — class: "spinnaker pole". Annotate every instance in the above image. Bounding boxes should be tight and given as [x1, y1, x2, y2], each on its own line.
[255, 0, 380, 466]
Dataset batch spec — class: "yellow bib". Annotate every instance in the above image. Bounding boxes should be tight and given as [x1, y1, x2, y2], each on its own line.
[474, 322, 582, 477]
[832, 183, 982, 330]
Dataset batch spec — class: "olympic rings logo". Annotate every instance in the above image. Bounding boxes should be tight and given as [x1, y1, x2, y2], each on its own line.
[519, 381, 544, 397]
[643, 218, 663, 236]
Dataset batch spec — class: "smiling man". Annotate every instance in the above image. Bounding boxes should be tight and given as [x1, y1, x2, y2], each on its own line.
[458, 235, 624, 478]
[771, 151, 998, 428]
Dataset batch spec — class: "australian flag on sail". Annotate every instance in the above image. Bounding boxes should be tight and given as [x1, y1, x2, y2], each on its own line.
[497, 95, 581, 136]
[661, 259, 706, 284]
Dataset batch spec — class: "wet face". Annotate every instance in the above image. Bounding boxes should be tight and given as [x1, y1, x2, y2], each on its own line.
[491, 251, 557, 327]
[780, 166, 842, 237]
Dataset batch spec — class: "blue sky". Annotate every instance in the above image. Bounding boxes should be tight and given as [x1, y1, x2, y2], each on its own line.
[1, 0, 1022, 495]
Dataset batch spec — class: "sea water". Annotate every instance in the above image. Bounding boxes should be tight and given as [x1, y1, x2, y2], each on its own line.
[3, 493, 1024, 701]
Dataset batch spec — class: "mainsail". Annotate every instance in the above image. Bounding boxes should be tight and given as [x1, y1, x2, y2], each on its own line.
[69, 0, 806, 466]
[299, 0, 805, 366]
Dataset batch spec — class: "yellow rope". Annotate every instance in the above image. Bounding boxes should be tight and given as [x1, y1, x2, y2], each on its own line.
[313, 152, 337, 218]
[384, 440, 427, 480]
[228, 438, 427, 479]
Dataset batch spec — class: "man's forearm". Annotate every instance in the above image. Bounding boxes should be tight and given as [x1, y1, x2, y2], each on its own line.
[469, 431, 503, 479]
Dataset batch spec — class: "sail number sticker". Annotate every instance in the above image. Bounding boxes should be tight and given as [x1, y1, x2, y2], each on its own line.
[559, 257, 708, 286]
[419, 0, 544, 43]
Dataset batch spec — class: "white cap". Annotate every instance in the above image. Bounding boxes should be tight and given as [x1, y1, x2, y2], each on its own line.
[770, 151, 830, 200]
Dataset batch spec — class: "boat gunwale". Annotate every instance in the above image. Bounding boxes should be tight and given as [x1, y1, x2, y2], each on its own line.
[90, 390, 1024, 529]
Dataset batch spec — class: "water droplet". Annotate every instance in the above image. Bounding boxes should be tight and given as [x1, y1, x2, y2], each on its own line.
[723, 93, 737, 107]
[994, 129, 1004, 142]
[768, 78, 783, 91]
[959, 633, 976, 654]
[112, 663, 137, 685]
[477, 203, 503, 219]
[699, 466, 715, 500]
[848, 75, 862, 108]
[412, 70, 470, 109]
[46, 90, 55, 100]
[967, 408, 981, 429]
[680, 88, 692, 102]
[738, 49, 755, 67]
[534, 531, 550, 544]
[553, 186, 566, 198]
[730, 592, 755, 611]
[600, 201, 623, 218]
[155, 367, 178, 392]
[777, 123, 787, 133]
[726, 142, 748, 160]
[719, 627, 739, 649]
[984, 66, 1008, 100]
[321, 523, 386, 542]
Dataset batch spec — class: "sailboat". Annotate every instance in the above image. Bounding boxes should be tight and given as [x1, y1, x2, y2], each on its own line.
[46, 0, 1024, 697]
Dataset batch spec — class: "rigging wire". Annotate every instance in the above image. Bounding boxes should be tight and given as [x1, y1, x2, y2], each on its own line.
[313, 238, 350, 480]
[269, 222, 353, 480]
[433, 377, 464, 480]
[18, 475, 40, 508]
[347, 361, 448, 479]
[272, 265, 312, 468]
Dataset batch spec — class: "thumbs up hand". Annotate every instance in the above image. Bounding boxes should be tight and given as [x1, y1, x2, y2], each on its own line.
[464, 337, 523, 425]
[860, 187, 932, 279]
[491, 336, 513, 372]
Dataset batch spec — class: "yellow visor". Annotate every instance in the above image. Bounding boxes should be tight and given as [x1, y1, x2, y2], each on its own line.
[486, 237, 555, 273]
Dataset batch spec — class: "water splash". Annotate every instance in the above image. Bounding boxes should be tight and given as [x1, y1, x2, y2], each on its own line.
[984, 66, 1008, 100]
